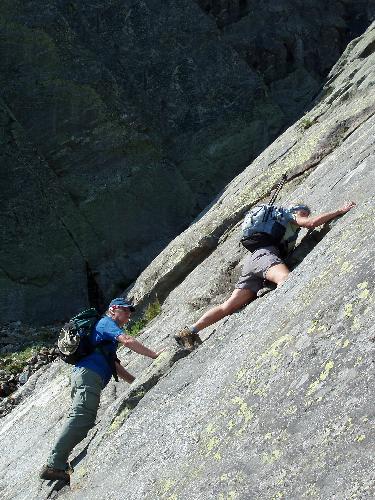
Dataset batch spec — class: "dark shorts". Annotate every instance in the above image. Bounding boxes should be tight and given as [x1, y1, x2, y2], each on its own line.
[235, 246, 283, 293]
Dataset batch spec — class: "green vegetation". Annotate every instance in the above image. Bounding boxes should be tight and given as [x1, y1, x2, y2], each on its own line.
[0, 345, 41, 375]
[300, 117, 316, 130]
[0, 329, 56, 375]
[127, 319, 146, 337]
[144, 299, 162, 322]
[127, 299, 161, 337]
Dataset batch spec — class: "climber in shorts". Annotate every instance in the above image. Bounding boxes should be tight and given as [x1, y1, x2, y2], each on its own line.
[174, 201, 356, 350]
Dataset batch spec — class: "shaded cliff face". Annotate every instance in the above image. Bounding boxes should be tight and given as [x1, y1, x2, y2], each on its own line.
[1, 0, 374, 322]
[0, 21, 374, 500]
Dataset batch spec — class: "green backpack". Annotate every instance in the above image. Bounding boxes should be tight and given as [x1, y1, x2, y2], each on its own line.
[57, 308, 100, 364]
[57, 308, 119, 382]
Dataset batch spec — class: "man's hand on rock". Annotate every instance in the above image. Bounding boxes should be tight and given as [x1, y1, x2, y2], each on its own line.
[339, 201, 356, 214]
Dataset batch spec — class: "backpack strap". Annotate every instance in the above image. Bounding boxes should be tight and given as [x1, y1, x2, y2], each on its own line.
[269, 174, 287, 206]
[96, 342, 119, 382]
[263, 174, 288, 223]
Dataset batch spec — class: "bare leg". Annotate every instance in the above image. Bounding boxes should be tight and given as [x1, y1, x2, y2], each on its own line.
[194, 288, 256, 332]
[265, 263, 290, 286]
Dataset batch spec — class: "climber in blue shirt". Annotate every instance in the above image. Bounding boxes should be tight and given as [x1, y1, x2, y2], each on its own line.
[75, 313, 136, 387]
[40, 297, 162, 482]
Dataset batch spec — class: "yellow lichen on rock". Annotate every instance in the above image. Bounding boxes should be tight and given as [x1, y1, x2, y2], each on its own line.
[306, 360, 335, 397]
[256, 335, 292, 367]
[340, 261, 354, 273]
[344, 303, 353, 317]
[283, 405, 298, 416]
[262, 448, 282, 464]
[320, 360, 334, 381]
[109, 407, 131, 433]
[206, 436, 220, 453]
[157, 478, 176, 497]
[351, 316, 361, 331]
[355, 434, 365, 442]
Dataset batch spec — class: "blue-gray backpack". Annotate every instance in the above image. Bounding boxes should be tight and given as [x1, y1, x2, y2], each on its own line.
[239, 173, 300, 254]
[241, 203, 302, 255]
[240, 204, 289, 252]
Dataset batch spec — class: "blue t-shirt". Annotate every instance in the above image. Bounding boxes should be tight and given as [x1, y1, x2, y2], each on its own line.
[74, 316, 123, 387]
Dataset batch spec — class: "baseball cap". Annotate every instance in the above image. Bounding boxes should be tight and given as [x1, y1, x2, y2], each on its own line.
[290, 204, 311, 214]
[109, 297, 135, 312]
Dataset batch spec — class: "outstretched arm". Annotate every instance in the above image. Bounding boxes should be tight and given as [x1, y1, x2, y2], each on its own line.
[294, 201, 356, 229]
[117, 334, 159, 359]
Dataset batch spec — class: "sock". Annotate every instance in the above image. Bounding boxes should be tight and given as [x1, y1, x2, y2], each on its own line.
[189, 325, 198, 334]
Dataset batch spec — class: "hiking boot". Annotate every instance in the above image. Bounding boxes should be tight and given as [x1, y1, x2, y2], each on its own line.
[39, 465, 70, 482]
[174, 327, 202, 350]
[192, 332, 203, 348]
[257, 283, 276, 298]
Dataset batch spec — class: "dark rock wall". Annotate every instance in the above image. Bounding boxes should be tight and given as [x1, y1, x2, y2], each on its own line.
[197, 0, 375, 121]
[1, 0, 374, 322]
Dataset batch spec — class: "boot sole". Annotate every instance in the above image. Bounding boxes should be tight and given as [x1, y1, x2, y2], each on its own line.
[40, 474, 70, 482]
[193, 336, 203, 346]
